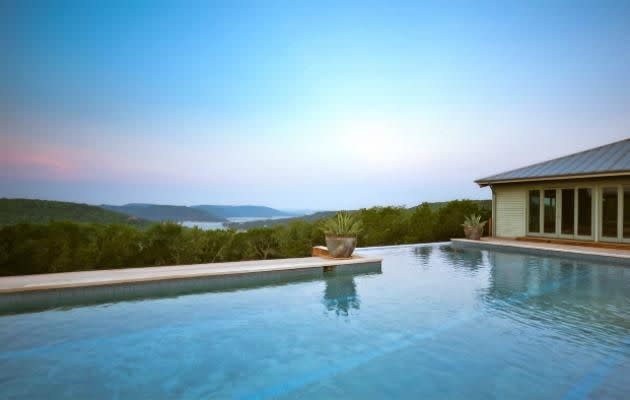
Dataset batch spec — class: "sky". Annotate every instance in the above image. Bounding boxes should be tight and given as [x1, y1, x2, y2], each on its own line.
[1, 1, 630, 210]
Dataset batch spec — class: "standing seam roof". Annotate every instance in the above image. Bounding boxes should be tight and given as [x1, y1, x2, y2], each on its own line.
[476, 138, 630, 184]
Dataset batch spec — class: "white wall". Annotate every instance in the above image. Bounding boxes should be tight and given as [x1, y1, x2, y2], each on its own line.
[494, 187, 527, 238]
[491, 177, 630, 242]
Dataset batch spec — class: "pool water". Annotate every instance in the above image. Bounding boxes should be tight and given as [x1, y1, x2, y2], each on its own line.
[1, 244, 629, 399]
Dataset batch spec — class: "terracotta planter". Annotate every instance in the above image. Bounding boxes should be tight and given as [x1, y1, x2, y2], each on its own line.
[325, 236, 357, 258]
[463, 226, 472, 239]
[468, 227, 482, 240]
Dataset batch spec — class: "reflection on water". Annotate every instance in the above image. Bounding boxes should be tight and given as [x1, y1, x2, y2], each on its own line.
[438, 245, 484, 272]
[413, 245, 433, 266]
[322, 272, 360, 316]
[1, 265, 380, 316]
[483, 250, 630, 348]
[0, 244, 628, 400]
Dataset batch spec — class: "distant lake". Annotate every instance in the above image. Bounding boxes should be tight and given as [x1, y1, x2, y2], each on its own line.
[181, 216, 293, 230]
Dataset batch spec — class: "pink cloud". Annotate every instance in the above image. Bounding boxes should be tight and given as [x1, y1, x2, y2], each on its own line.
[0, 144, 82, 180]
[0, 132, 196, 184]
[0, 129, 141, 182]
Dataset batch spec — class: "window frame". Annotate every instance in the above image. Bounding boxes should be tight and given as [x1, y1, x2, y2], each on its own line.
[599, 185, 620, 242]
[527, 189, 541, 235]
[574, 187, 594, 240]
[526, 185, 595, 240]
[623, 185, 630, 243]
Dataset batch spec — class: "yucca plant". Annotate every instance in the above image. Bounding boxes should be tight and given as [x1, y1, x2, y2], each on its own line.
[321, 212, 363, 237]
[321, 212, 362, 258]
[462, 214, 487, 240]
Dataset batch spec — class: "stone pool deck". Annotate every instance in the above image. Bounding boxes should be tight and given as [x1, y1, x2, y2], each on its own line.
[0, 254, 382, 294]
[452, 238, 630, 264]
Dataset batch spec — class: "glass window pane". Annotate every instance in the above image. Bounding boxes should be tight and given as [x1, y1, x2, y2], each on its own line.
[543, 190, 556, 234]
[528, 190, 540, 233]
[561, 189, 574, 235]
[624, 186, 630, 239]
[577, 188, 592, 236]
[602, 187, 618, 238]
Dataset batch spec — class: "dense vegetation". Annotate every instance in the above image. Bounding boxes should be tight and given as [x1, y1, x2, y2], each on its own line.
[230, 200, 491, 230]
[0, 198, 149, 227]
[101, 204, 225, 222]
[0, 199, 490, 276]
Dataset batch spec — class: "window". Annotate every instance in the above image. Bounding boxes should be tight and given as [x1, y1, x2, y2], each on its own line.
[577, 188, 592, 236]
[602, 187, 618, 238]
[528, 190, 540, 233]
[543, 190, 556, 234]
[624, 186, 630, 239]
[561, 189, 574, 235]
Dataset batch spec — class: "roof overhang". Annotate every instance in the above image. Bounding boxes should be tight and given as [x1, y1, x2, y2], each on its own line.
[475, 171, 630, 187]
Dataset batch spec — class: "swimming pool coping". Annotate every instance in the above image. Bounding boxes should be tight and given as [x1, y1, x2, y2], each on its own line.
[451, 238, 630, 265]
[0, 254, 383, 294]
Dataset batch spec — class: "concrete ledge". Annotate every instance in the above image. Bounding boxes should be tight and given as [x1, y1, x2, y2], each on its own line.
[0, 254, 383, 295]
[452, 238, 630, 266]
[0, 259, 383, 315]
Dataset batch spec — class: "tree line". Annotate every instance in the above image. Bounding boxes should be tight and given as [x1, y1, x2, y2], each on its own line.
[0, 200, 490, 276]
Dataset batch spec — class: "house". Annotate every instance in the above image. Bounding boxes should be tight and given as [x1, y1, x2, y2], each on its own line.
[476, 139, 630, 243]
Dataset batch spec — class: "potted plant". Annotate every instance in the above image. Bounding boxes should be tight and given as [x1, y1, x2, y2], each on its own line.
[321, 212, 363, 258]
[462, 214, 487, 240]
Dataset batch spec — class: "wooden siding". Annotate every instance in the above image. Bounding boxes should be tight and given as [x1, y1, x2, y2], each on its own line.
[490, 176, 630, 242]
[495, 187, 526, 238]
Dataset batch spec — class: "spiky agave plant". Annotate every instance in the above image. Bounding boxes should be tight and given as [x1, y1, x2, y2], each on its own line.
[321, 212, 363, 237]
[462, 214, 487, 231]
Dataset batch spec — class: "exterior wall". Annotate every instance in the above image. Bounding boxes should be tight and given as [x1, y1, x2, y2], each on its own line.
[493, 186, 527, 238]
[491, 176, 630, 242]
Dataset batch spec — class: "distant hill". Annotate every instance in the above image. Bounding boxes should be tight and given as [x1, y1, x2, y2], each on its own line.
[101, 204, 224, 222]
[229, 199, 492, 230]
[0, 198, 149, 226]
[192, 205, 295, 219]
[227, 211, 337, 229]
[414, 199, 492, 212]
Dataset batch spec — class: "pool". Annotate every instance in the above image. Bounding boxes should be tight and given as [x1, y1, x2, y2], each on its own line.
[1, 244, 629, 399]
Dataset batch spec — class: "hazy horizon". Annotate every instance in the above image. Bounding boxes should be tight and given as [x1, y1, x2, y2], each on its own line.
[2, 1, 630, 209]
[0, 196, 493, 212]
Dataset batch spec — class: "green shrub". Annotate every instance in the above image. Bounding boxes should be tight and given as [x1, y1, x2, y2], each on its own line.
[321, 212, 363, 237]
[0, 199, 490, 276]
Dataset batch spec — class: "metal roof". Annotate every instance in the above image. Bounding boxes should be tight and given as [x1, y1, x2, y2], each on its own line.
[476, 138, 630, 186]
